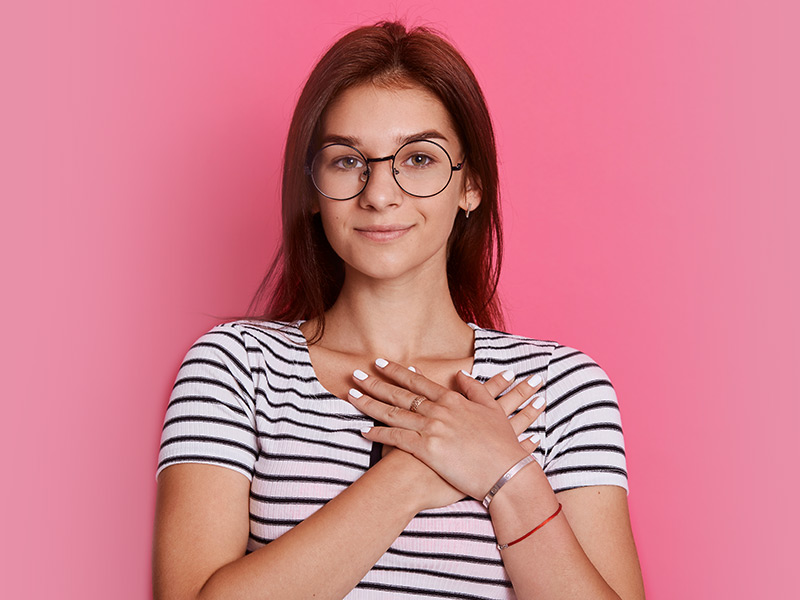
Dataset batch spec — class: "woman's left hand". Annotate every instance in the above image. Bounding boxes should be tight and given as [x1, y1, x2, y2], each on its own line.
[347, 359, 545, 501]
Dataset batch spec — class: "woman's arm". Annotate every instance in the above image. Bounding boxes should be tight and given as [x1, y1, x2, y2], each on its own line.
[351, 361, 645, 600]
[154, 450, 440, 600]
[487, 464, 644, 599]
[153, 371, 543, 600]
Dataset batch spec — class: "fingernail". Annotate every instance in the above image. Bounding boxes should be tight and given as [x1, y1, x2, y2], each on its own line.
[349, 388, 363, 399]
[375, 358, 388, 368]
[353, 369, 368, 381]
[527, 374, 542, 387]
[502, 369, 515, 382]
[408, 366, 416, 372]
[532, 395, 546, 410]
[460, 369, 474, 378]
[526, 433, 541, 444]
[360, 427, 371, 434]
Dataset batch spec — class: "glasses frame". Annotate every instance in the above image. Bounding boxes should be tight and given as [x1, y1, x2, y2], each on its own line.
[308, 139, 465, 201]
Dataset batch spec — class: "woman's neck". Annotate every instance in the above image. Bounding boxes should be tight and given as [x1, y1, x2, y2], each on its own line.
[309, 267, 474, 365]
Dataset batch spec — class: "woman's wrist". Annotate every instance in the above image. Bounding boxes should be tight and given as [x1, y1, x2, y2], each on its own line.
[482, 452, 538, 508]
[486, 457, 558, 529]
[372, 449, 460, 515]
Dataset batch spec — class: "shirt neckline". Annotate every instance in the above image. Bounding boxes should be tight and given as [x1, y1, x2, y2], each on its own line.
[289, 320, 485, 397]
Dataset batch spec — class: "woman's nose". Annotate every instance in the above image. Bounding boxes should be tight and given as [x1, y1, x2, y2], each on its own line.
[359, 160, 403, 210]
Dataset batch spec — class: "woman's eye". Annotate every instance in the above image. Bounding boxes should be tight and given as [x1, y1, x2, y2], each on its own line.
[333, 156, 363, 170]
[404, 154, 435, 168]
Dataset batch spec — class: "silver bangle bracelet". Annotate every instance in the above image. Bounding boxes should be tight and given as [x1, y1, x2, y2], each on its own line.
[482, 453, 537, 509]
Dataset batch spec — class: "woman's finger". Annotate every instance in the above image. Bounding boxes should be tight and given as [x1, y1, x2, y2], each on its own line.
[476, 369, 517, 400]
[454, 370, 544, 415]
[347, 387, 425, 429]
[508, 393, 546, 436]
[352, 366, 435, 412]
[371, 359, 451, 402]
[519, 434, 541, 454]
[453, 370, 504, 408]
[495, 373, 544, 416]
[360, 425, 422, 456]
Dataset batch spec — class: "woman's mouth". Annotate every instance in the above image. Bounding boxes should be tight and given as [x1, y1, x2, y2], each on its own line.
[355, 225, 414, 242]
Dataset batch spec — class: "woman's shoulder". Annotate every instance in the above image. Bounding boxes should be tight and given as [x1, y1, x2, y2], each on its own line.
[176, 320, 310, 379]
[474, 325, 612, 381]
[473, 325, 559, 350]
[195, 319, 307, 349]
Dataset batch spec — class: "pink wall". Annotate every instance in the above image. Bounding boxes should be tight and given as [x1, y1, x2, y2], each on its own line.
[3, 1, 798, 598]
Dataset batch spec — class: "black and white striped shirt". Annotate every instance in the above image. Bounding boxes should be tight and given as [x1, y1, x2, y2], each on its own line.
[158, 320, 627, 599]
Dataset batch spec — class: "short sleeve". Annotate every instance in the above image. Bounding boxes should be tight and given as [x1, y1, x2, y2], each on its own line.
[156, 323, 259, 481]
[542, 346, 628, 494]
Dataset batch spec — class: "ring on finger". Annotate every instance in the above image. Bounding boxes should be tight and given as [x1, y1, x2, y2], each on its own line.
[409, 395, 428, 413]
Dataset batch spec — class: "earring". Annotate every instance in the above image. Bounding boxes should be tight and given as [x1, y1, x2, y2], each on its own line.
[465, 203, 472, 219]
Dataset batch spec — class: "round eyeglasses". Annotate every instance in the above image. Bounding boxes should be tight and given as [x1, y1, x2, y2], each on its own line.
[308, 139, 465, 201]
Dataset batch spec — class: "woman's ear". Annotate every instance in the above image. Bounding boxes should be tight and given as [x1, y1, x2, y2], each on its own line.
[459, 176, 482, 214]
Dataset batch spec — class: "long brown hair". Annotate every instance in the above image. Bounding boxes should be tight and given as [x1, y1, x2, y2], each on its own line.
[249, 21, 504, 341]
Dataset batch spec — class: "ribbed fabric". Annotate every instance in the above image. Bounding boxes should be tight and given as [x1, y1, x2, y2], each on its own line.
[158, 320, 627, 599]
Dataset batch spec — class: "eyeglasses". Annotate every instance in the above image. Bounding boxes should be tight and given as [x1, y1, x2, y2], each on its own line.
[308, 139, 465, 201]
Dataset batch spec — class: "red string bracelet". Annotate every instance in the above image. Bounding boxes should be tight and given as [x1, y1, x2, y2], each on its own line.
[496, 503, 563, 550]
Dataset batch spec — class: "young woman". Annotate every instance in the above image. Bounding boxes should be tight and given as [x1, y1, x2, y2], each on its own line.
[153, 22, 645, 600]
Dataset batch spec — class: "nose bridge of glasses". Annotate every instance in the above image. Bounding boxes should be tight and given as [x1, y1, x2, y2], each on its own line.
[363, 154, 399, 182]
[367, 154, 397, 172]
[366, 155, 394, 164]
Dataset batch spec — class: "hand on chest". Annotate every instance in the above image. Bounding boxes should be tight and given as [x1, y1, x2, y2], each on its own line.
[308, 345, 473, 401]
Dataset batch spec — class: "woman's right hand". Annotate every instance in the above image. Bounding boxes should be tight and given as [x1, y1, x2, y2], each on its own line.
[368, 369, 546, 512]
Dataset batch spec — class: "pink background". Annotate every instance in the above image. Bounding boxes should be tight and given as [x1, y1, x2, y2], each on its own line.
[2, 1, 798, 598]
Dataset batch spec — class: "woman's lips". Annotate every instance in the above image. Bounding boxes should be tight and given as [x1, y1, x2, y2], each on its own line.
[355, 225, 413, 242]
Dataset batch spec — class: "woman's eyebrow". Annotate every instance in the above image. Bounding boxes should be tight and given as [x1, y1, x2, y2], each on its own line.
[397, 130, 450, 145]
[319, 134, 360, 146]
[319, 130, 450, 148]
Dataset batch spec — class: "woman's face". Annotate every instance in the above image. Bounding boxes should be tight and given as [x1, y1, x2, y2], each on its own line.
[315, 82, 479, 284]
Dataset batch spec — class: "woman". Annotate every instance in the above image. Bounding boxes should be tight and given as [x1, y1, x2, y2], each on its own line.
[154, 21, 645, 599]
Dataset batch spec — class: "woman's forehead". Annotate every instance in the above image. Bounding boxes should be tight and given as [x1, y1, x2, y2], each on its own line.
[319, 83, 459, 152]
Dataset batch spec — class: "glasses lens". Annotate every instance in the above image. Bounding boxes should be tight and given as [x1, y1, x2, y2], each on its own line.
[394, 140, 453, 197]
[311, 144, 367, 200]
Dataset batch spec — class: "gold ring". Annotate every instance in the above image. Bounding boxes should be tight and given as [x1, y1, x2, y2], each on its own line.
[409, 395, 428, 413]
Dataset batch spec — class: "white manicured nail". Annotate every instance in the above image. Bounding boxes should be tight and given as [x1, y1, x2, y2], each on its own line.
[501, 369, 515, 382]
[460, 369, 474, 378]
[353, 369, 368, 381]
[408, 366, 416, 372]
[526, 433, 541, 444]
[375, 358, 388, 368]
[349, 388, 363, 399]
[360, 427, 371, 434]
[532, 395, 546, 410]
[527, 374, 542, 387]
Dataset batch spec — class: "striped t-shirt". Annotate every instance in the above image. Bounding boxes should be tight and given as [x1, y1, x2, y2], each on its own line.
[157, 320, 627, 599]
